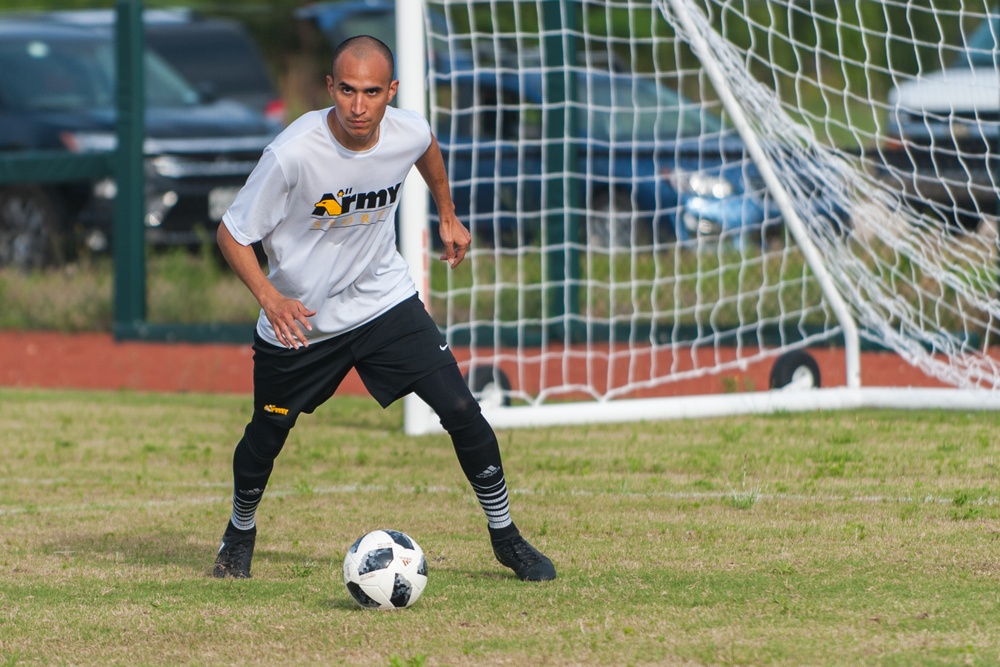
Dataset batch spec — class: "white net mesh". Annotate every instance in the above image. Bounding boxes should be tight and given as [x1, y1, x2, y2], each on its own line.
[417, 0, 1000, 408]
[655, 0, 1000, 389]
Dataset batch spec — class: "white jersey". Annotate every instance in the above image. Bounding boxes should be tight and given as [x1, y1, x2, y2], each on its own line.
[223, 106, 432, 346]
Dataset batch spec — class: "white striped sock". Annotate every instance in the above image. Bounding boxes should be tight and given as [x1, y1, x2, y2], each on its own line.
[231, 489, 263, 531]
[471, 476, 512, 530]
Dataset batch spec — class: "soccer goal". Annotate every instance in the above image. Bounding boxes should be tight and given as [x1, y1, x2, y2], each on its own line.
[397, 0, 1000, 434]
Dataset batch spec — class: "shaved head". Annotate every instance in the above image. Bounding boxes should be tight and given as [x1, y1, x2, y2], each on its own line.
[331, 35, 395, 80]
[325, 34, 398, 151]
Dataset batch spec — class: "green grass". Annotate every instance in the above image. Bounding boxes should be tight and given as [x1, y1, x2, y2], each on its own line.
[2, 388, 1000, 665]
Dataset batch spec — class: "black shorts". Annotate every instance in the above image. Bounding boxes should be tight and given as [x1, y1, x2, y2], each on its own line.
[251, 295, 456, 425]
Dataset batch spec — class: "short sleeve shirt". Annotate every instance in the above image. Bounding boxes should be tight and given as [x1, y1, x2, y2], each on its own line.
[223, 106, 432, 346]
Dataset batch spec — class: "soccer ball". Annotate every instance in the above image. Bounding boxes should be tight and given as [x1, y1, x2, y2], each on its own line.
[343, 529, 428, 609]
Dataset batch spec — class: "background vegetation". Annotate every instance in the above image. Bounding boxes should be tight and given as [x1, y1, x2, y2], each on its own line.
[0, 249, 257, 331]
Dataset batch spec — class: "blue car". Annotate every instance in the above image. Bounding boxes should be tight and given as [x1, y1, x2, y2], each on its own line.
[438, 65, 771, 247]
[297, 1, 772, 248]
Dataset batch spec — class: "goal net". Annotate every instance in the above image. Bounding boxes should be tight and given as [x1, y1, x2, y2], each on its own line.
[397, 0, 1000, 433]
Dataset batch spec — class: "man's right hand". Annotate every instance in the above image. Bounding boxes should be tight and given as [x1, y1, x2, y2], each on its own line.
[217, 224, 317, 349]
[262, 295, 316, 349]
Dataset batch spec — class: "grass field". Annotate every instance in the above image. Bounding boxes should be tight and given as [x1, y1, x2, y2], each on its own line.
[2, 388, 1000, 666]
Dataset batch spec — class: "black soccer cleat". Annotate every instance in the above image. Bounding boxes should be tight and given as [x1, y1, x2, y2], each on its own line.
[212, 525, 256, 579]
[491, 533, 556, 581]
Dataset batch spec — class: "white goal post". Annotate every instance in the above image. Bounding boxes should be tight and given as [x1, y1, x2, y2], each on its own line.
[399, 0, 1000, 434]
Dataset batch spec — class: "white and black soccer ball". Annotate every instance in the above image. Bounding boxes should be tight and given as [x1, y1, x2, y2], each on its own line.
[343, 529, 428, 609]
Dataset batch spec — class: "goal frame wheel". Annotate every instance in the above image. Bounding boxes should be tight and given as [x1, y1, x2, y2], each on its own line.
[464, 365, 512, 408]
[769, 350, 821, 390]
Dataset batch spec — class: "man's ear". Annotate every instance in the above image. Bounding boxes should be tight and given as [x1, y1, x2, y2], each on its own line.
[387, 79, 399, 103]
[326, 75, 336, 99]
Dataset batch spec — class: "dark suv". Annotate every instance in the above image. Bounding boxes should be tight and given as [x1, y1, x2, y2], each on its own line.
[0, 16, 279, 268]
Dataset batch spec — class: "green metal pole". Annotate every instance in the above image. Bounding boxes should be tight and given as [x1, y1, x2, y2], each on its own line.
[541, 1, 580, 343]
[113, 0, 146, 336]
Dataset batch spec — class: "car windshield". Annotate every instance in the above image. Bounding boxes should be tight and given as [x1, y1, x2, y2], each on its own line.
[0, 36, 200, 112]
[584, 73, 722, 142]
[955, 14, 998, 68]
[146, 27, 274, 100]
[438, 69, 722, 144]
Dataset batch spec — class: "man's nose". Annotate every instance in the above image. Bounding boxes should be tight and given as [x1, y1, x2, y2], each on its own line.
[351, 96, 365, 115]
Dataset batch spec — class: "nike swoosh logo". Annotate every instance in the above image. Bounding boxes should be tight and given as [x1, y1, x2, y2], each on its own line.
[439, 344, 449, 351]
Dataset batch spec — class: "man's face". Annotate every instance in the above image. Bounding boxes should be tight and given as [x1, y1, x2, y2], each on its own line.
[326, 50, 398, 150]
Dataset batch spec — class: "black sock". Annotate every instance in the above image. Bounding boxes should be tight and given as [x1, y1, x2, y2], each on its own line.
[229, 426, 279, 531]
[226, 520, 256, 536]
[450, 413, 516, 532]
[488, 523, 519, 542]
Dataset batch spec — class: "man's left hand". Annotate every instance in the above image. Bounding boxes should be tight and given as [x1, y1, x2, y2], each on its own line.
[438, 212, 471, 268]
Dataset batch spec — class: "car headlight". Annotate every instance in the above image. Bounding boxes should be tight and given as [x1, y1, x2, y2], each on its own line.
[667, 169, 734, 199]
[92, 178, 117, 200]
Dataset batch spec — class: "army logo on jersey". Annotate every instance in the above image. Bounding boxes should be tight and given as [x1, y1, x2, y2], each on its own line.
[311, 182, 401, 231]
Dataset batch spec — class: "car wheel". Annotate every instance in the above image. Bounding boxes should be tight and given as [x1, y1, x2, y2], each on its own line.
[464, 365, 512, 408]
[769, 350, 821, 390]
[588, 190, 640, 250]
[0, 186, 64, 270]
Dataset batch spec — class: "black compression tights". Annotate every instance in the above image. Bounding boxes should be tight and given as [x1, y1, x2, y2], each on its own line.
[229, 414, 289, 530]
[410, 365, 516, 535]
[410, 365, 503, 478]
[229, 364, 514, 535]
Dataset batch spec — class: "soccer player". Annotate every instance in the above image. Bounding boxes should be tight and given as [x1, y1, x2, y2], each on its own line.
[211, 35, 556, 582]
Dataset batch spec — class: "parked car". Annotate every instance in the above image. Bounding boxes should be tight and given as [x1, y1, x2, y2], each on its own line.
[0, 16, 280, 269]
[880, 10, 1000, 231]
[297, 1, 774, 248]
[440, 65, 767, 247]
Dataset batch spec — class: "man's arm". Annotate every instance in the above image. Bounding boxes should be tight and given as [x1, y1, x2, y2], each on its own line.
[415, 133, 471, 268]
[216, 223, 316, 348]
